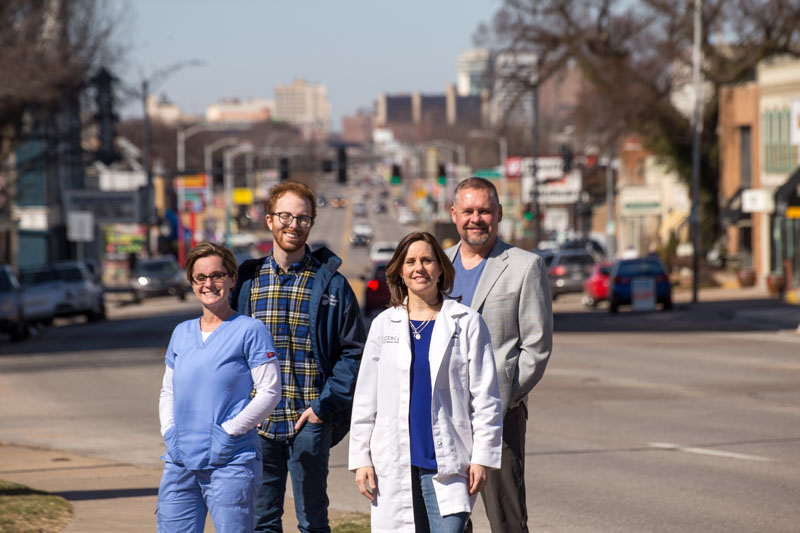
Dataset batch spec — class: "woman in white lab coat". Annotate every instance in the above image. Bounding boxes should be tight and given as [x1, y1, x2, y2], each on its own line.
[349, 231, 502, 533]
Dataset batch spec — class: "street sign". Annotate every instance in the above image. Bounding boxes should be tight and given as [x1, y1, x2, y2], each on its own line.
[742, 189, 775, 213]
[233, 188, 254, 205]
[67, 211, 94, 242]
[176, 174, 207, 189]
[64, 190, 140, 223]
[620, 187, 662, 216]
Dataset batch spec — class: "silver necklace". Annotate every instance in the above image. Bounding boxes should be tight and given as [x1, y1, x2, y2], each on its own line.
[409, 313, 436, 340]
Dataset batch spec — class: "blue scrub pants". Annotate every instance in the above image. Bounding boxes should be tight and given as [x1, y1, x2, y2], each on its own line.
[255, 421, 333, 532]
[157, 456, 261, 533]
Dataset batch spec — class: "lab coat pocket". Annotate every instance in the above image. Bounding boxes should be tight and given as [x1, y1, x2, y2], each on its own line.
[210, 424, 255, 466]
[450, 418, 473, 475]
[369, 423, 393, 476]
[162, 425, 182, 464]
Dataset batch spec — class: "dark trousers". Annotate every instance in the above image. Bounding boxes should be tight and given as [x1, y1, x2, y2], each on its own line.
[480, 403, 528, 533]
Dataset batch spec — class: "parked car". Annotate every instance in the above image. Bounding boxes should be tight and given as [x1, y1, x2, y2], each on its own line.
[352, 202, 368, 217]
[548, 250, 595, 300]
[581, 262, 613, 308]
[561, 238, 607, 261]
[608, 257, 672, 313]
[0, 265, 27, 341]
[369, 241, 398, 264]
[130, 256, 189, 303]
[19, 261, 106, 323]
[532, 249, 556, 268]
[373, 202, 387, 214]
[361, 262, 390, 317]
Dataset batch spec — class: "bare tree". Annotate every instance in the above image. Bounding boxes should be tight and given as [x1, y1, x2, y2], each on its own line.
[0, 0, 125, 152]
[478, 0, 800, 248]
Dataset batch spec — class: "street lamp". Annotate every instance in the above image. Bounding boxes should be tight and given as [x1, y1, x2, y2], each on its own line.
[223, 142, 254, 246]
[204, 137, 241, 240]
[140, 59, 204, 256]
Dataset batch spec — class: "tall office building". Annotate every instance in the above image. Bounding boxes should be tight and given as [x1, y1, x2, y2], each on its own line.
[457, 48, 491, 97]
[274, 78, 331, 139]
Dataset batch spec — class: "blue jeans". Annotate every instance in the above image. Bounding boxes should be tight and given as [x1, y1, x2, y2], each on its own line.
[412, 466, 470, 533]
[254, 421, 333, 532]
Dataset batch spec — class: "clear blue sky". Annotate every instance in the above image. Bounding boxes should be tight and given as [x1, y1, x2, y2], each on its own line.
[119, 0, 500, 131]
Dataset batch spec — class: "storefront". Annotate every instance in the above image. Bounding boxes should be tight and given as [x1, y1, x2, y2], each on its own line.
[773, 167, 800, 291]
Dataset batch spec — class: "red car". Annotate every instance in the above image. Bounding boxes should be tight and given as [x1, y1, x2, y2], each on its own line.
[582, 262, 613, 307]
[362, 262, 390, 317]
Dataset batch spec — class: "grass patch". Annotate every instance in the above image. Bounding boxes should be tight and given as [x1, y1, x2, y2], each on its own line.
[331, 511, 370, 533]
[0, 479, 72, 533]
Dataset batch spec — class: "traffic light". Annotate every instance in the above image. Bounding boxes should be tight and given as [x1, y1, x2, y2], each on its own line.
[523, 202, 534, 221]
[279, 157, 290, 181]
[337, 147, 347, 184]
[391, 164, 401, 185]
[437, 163, 447, 186]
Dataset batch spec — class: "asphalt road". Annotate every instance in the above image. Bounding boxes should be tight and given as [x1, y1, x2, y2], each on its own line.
[1, 192, 799, 531]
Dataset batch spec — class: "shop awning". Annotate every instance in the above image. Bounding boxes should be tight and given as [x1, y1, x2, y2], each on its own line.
[774, 165, 800, 215]
[721, 187, 746, 226]
[659, 209, 689, 244]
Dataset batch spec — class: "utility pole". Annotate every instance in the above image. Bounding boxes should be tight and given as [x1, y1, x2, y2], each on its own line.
[691, 0, 702, 303]
[531, 72, 541, 247]
[605, 154, 616, 260]
[141, 79, 153, 255]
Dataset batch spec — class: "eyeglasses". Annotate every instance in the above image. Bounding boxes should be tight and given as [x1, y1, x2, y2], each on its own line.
[271, 212, 313, 228]
[192, 271, 228, 285]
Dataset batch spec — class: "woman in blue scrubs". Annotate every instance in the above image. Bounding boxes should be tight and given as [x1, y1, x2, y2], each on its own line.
[157, 242, 281, 532]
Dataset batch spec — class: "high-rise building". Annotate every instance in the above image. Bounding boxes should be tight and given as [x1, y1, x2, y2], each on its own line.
[457, 48, 491, 97]
[274, 78, 331, 139]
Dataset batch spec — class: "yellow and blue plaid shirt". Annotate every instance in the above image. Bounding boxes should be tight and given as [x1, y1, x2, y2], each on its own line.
[251, 251, 320, 440]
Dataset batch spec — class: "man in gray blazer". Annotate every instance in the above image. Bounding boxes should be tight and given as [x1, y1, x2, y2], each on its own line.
[446, 177, 553, 533]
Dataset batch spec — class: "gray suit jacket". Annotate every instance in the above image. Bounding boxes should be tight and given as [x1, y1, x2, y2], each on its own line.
[446, 239, 553, 415]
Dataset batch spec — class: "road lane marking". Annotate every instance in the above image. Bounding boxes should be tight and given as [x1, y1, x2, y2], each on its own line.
[649, 442, 773, 462]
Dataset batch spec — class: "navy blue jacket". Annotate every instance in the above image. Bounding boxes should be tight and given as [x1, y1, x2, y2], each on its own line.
[231, 246, 365, 446]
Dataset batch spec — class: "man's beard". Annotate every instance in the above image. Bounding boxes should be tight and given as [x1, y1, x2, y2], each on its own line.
[462, 226, 491, 247]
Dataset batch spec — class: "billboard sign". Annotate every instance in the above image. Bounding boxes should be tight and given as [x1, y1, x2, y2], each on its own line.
[64, 190, 140, 223]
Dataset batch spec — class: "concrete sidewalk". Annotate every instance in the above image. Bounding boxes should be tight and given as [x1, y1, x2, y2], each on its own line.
[0, 443, 301, 533]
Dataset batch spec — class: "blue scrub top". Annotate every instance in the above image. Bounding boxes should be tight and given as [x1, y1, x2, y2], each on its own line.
[165, 313, 276, 470]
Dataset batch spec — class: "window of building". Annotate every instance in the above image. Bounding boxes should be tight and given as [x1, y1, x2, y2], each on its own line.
[739, 126, 752, 188]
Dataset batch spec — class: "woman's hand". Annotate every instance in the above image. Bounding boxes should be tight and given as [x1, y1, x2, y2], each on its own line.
[468, 463, 488, 495]
[355, 466, 377, 501]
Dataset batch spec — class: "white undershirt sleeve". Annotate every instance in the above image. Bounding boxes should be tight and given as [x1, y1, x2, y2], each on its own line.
[221, 361, 282, 436]
[158, 366, 175, 436]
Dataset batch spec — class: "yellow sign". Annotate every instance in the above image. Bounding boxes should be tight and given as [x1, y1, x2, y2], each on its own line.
[233, 188, 254, 205]
[177, 173, 207, 189]
[786, 206, 800, 219]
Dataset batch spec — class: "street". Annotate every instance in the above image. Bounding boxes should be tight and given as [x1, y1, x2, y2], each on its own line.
[2, 283, 799, 531]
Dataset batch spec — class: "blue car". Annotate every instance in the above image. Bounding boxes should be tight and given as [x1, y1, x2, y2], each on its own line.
[608, 257, 672, 313]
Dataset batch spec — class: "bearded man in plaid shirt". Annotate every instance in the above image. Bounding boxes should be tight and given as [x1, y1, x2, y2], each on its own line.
[233, 181, 365, 532]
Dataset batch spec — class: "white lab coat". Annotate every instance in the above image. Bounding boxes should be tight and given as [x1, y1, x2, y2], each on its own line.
[349, 298, 503, 532]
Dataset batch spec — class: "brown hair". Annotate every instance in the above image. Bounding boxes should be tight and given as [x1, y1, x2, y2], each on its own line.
[267, 181, 316, 221]
[453, 177, 500, 207]
[385, 232, 454, 307]
[185, 242, 238, 284]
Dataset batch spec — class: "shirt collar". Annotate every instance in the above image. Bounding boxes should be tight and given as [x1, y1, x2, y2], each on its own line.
[267, 249, 314, 275]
